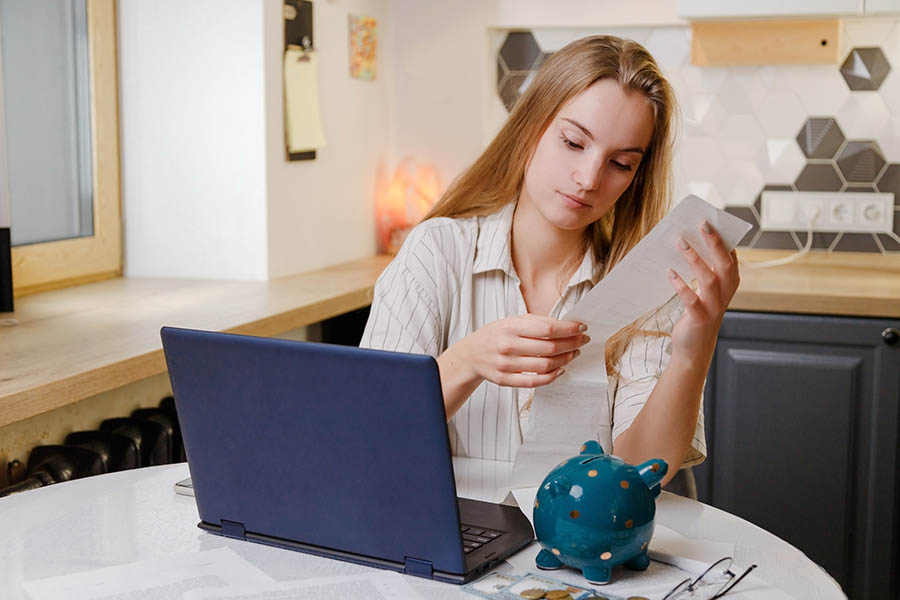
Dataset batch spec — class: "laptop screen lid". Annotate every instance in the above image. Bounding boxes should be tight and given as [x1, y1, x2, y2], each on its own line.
[160, 326, 467, 577]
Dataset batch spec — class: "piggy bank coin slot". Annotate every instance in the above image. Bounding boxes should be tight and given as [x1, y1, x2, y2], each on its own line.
[579, 457, 603, 465]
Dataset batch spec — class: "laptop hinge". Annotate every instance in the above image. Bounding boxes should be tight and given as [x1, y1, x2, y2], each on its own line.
[404, 556, 433, 577]
[221, 519, 246, 540]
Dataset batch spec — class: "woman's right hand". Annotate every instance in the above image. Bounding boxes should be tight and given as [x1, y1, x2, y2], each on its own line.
[437, 315, 589, 418]
[463, 314, 589, 387]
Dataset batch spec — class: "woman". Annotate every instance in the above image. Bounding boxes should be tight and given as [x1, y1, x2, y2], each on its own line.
[360, 36, 739, 487]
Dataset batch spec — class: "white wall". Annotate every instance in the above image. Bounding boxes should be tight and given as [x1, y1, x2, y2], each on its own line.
[120, 0, 392, 280]
[264, 0, 392, 278]
[119, 0, 269, 280]
[387, 0, 499, 191]
[494, 0, 683, 27]
[118, 0, 682, 281]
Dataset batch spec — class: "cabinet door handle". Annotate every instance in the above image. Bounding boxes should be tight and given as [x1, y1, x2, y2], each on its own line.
[883, 328, 900, 345]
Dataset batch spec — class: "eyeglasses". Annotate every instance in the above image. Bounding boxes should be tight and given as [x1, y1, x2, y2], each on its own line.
[661, 557, 758, 600]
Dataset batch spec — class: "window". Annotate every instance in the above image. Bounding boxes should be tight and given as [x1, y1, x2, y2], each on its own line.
[0, 0, 120, 296]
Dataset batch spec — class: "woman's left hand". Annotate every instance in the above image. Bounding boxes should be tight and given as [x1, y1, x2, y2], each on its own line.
[667, 220, 740, 366]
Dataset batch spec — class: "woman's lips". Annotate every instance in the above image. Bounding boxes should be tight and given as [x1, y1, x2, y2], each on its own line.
[560, 192, 591, 208]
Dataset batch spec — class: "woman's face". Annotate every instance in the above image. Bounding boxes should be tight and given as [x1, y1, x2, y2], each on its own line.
[520, 78, 656, 233]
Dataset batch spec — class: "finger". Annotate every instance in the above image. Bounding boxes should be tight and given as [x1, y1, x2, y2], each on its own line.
[496, 368, 566, 388]
[514, 314, 587, 339]
[499, 350, 580, 375]
[667, 268, 706, 316]
[696, 225, 740, 300]
[693, 226, 739, 302]
[677, 236, 716, 288]
[700, 221, 736, 273]
[514, 334, 589, 357]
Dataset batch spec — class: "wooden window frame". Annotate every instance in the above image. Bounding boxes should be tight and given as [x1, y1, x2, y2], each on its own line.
[10, 0, 121, 296]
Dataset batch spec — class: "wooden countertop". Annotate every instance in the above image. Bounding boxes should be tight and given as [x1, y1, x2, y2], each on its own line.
[1, 250, 897, 430]
[731, 250, 900, 320]
[0, 255, 392, 429]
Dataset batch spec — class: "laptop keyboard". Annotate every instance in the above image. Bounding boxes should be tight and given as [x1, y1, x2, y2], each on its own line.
[460, 525, 503, 554]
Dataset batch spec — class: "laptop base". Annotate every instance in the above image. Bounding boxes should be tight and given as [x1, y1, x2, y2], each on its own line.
[198, 496, 534, 584]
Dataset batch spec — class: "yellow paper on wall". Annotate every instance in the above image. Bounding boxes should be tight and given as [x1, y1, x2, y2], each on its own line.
[283, 49, 326, 152]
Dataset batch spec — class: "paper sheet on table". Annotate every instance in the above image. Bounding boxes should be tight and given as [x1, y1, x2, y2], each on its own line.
[284, 49, 326, 152]
[184, 572, 422, 600]
[23, 547, 274, 600]
[511, 195, 753, 488]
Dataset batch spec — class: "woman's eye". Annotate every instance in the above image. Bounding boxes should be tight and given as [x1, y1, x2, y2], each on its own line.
[561, 135, 583, 150]
[612, 161, 633, 172]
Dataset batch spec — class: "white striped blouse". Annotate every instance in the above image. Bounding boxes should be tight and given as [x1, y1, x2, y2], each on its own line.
[360, 201, 707, 467]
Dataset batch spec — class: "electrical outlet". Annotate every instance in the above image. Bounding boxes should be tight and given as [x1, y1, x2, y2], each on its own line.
[760, 191, 895, 233]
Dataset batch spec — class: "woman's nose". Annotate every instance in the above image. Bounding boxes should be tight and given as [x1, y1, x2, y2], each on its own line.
[574, 161, 602, 192]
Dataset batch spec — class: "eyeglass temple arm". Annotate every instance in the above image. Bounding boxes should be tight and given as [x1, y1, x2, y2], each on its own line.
[712, 563, 759, 599]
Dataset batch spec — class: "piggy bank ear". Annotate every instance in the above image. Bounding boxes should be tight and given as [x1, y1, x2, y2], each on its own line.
[579, 441, 604, 455]
[636, 459, 669, 496]
[543, 475, 572, 498]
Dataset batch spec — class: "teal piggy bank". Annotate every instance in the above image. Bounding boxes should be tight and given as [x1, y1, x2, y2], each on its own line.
[533, 440, 668, 585]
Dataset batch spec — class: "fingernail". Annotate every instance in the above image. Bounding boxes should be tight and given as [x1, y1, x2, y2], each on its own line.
[557, 368, 565, 376]
[667, 268, 678, 279]
[582, 335, 591, 344]
[579, 323, 588, 333]
[677, 237, 690, 250]
[574, 349, 581, 358]
[702, 220, 712, 234]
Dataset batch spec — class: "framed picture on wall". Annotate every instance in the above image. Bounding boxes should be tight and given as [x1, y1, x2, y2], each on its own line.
[349, 14, 376, 80]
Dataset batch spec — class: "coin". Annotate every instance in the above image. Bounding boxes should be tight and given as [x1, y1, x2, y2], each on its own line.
[546, 591, 570, 599]
[520, 589, 546, 600]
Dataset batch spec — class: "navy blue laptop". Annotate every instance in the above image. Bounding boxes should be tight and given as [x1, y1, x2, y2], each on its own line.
[160, 327, 534, 584]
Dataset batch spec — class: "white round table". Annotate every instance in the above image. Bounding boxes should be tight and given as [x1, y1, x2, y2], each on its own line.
[0, 461, 845, 600]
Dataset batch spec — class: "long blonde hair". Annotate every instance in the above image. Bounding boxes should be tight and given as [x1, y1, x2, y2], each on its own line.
[424, 35, 678, 376]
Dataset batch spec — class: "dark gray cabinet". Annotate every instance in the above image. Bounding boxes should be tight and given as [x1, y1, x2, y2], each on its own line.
[694, 311, 900, 600]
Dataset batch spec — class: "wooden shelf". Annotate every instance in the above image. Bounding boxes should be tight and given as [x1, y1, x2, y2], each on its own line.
[691, 19, 841, 66]
[0, 255, 392, 428]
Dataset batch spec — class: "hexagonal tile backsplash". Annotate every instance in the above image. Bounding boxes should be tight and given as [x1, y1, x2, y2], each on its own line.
[840, 47, 891, 90]
[491, 21, 900, 254]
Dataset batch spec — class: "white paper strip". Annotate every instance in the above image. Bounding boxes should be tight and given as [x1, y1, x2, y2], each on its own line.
[511, 195, 753, 488]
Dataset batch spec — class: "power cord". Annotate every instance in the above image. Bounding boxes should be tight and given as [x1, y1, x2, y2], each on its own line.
[740, 207, 817, 270]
